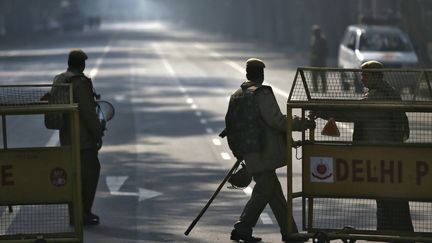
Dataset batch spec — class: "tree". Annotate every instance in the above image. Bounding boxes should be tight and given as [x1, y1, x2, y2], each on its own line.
[400, 0, 431, 67]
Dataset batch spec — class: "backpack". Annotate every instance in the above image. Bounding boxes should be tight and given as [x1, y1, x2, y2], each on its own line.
[225, 85, 266, 157]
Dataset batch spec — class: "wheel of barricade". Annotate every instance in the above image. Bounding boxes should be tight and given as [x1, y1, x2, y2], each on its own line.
[342, 239, 356, 243]
[341, 226, 356, 243]
[312, 231, 330, 243]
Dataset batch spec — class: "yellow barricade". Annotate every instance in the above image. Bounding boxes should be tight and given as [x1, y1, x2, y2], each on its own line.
[0, 85, 82, 243]
[286, 68, 432, 242]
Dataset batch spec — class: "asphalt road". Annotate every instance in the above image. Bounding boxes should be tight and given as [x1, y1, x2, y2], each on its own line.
[0, 22, 399, 243]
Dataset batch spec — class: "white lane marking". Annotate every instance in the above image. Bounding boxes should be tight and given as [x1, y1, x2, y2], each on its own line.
[179, 86, 186, 93]
[114, 95, 126, 102]
[221, 152, 231, 160]
[110, 188, 162, 202]
[200, 119, 207, 124]
[130, 97, 145, 103]
[195, 111, 202, 117]
[106, 176, 128, 193]
[260, 213, 274, 225]
[106, 176, 162, 202]
[154, 43, 177, 79]
[155, 43, 204, 116]
[206, 128, 214, 134]
[212, 138, 221, 146]
[224, 60, 245, 75]
[211, 52, 222, 58]
[137, 188, 163, 202]
[195, 43, 289, 98]
[158, 49, 176, 77]
[89, 45, 111, 79]
[193, 43, 206, 50]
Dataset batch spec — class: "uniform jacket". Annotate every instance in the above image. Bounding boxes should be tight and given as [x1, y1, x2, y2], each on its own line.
[228, 81, 288, 175]
[320, 80, 405, 142]
[54, 69, 103, 149]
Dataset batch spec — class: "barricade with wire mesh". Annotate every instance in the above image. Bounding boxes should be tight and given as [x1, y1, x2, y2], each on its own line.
[0, 84, 82, 243]
[286, 67, 432, 242]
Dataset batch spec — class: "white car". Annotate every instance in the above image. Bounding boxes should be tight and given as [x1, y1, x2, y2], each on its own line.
[338, 25, 418, 68]
[337, 25, 418, 92]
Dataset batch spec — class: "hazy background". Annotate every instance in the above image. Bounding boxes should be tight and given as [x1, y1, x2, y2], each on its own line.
[0, 0, 431, 64]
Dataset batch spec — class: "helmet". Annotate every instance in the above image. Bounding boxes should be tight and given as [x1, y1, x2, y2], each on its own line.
[228, 162, 252, 189]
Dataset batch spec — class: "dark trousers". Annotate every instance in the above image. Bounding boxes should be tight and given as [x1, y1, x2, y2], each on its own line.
[81, 148, 100, 216]
[376, 199, 413, 232]
[234, 170, 298, 236]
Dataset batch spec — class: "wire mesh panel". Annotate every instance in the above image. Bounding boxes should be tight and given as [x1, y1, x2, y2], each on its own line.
[289, 68, 432, 145]
[304, 110, 432, 144]
[0, 84, 71, 106]
[0, 204, 74, 238]
[306, 198, 432, 233]
[289, 68, 432, 102]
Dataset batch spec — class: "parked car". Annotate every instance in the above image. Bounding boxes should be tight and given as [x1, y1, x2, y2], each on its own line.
[337, 25, 419, 93]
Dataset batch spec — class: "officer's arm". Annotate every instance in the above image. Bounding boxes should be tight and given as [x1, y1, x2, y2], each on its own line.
[312, 109, 365, 122]
[256, 88, 287, 132]
[75, 80, 103, 142]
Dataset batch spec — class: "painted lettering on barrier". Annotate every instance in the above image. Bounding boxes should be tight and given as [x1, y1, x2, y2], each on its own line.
[310, 157, 431, 186]
[1, 165, 14, 186]
[416, 161, 429, 186]
[336, 159, 403, 183]
[333, 159, 430, 185]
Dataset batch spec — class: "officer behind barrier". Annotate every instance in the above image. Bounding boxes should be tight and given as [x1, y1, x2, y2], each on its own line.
[53, 49, 104, 225]
[311, 60, 412, 232]
[225, 58, 301, 243]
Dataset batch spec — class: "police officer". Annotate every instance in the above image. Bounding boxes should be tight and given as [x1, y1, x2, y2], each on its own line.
[53, 49, 104, 225]
[359, 61, 413, 232]
[309, 25, 328, 92]
[225, 58, 299, 242]
[311, 60, 413, 232]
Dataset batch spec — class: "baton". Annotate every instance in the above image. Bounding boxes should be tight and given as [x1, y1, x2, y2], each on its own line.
[184, 159, 242, 236]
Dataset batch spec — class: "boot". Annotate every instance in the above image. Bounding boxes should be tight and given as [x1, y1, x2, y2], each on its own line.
[230, 229, 262, 242]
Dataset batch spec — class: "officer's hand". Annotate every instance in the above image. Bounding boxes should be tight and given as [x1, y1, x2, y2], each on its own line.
[308, 110, 320, 119]
[100, 120, 107, 132]
[96, 138, 103, 150]
[292, 139, 302, 148]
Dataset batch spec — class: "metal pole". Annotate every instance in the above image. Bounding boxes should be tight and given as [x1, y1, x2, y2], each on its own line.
[184, 159, 241, 236]
[287, 108, 294, 236]
[2, 114, 7, 149]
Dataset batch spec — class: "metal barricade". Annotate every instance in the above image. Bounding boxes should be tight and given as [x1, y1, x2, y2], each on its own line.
[0, 84, 82, 243]
[286, 67, 432, 242]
